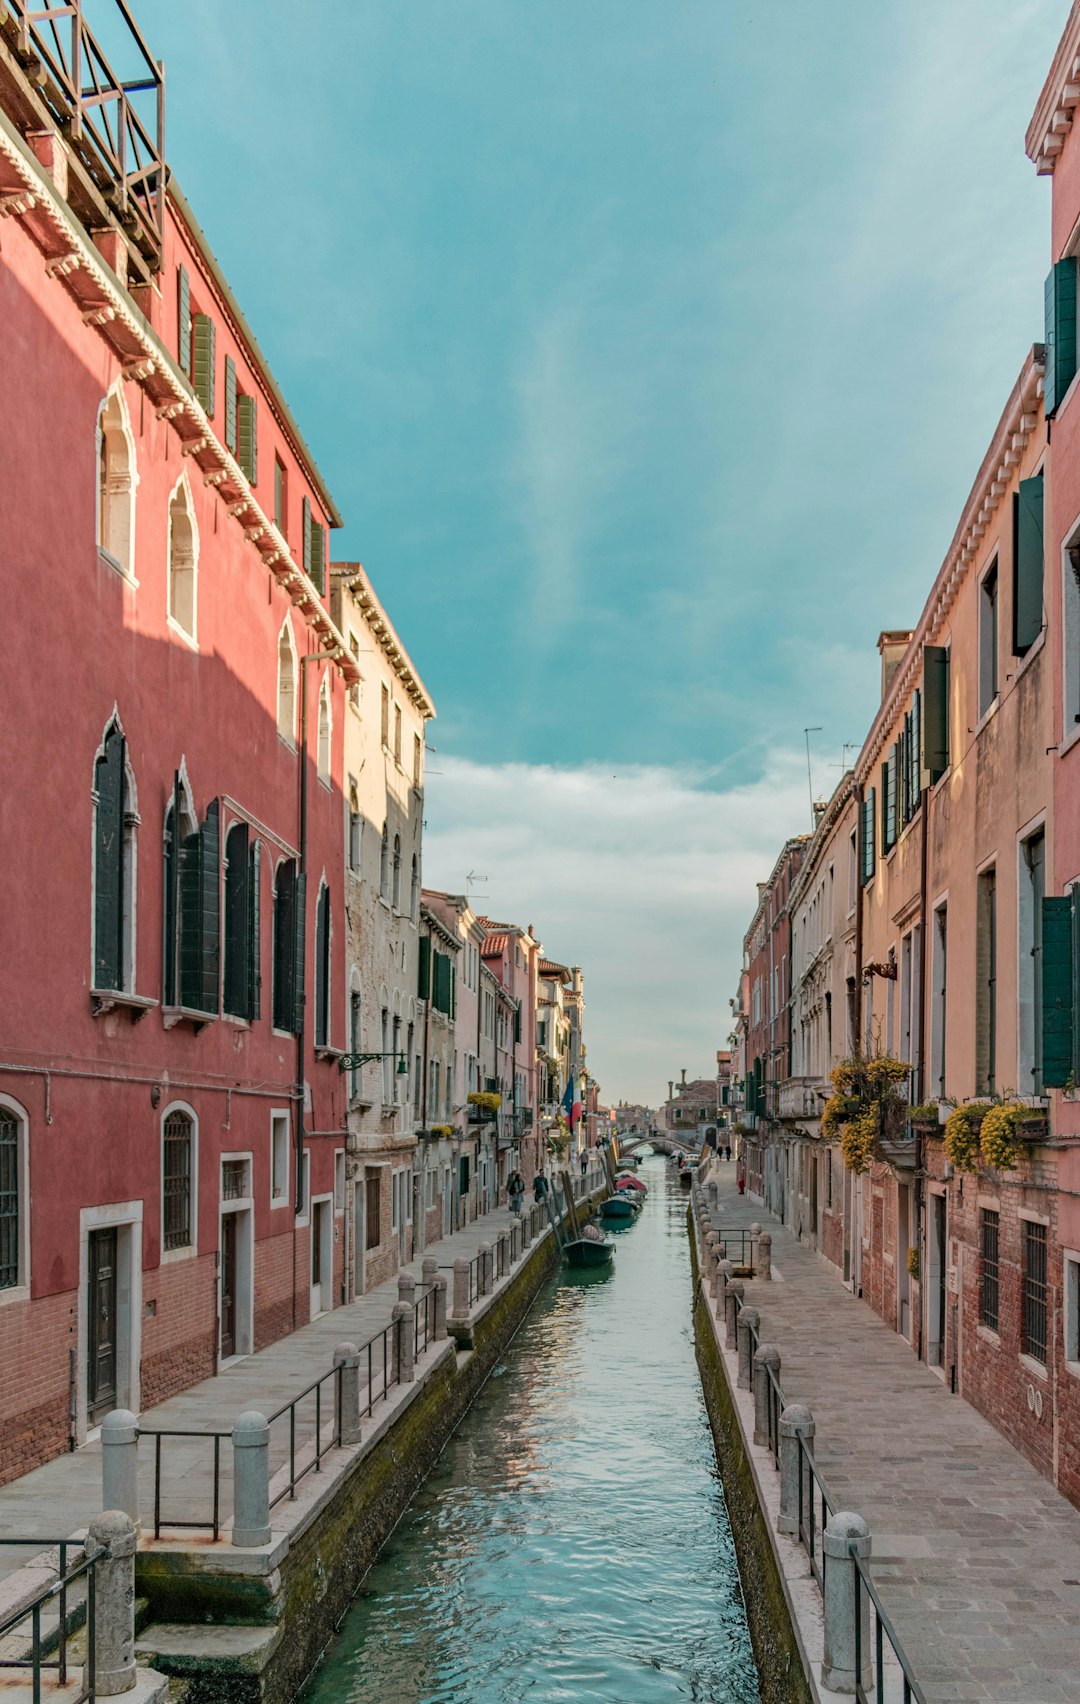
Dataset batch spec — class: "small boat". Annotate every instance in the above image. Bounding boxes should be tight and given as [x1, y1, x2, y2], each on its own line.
[600, 1193, 639, 1222]
[679, 1168, 693, 1189]
[616, 1174, 647, 1193]
[564, 1226, 615, 1268]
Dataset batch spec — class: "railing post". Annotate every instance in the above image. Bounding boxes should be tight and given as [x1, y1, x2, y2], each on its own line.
[83, 1510, 137, 1696]
[821, 1512, 872, 1693]
[101, 1409, 139, 1528]
[433, 1273, 448, 1339]
[724, 1278, 744, 1350]
[398, 1269, 416, 1309]
[478, 1242, 493, 1296]
[703, 1231, 719, 1295]
[231, 1411, 272, 1547]
[777, 1404, 815, 1536]
[716, 1259, 734, 1322]
[736, 1306, 760, 1390]
[752, 1344, 781, 1448]
[393, 1300, 415, 1382]
[749, 1222, 762, 1269]
[451, 1257, 470, 1318]
[333, 1342, 362, 1446]
[522, 1211, 533, 1250]
[497, 1229, 509, 1277]
[757, 1231, 773, 1280]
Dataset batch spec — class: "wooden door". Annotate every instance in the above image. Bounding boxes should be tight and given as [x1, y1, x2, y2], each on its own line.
[220, 1214, 237, 1359]
[88, 1228, 118, 1421]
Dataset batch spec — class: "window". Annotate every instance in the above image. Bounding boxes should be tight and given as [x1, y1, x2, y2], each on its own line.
[274, 457, 287, 532]
[392, 835, 402, 910]
[272, 859, 305, 1033]
[1014, 475, 1044, 656]
[381, 1008, 391, 1103]
[413, 733, 422, 789]
[976, 868, 997, 1096]
[348, 634, 361, 711]
[348, 786, 361, 873]
[192, 312, 215, 415]
[410, 854, 419, 919]
[1023, 1219, 1048, 1364]
[978, 1208, 1000, 1331]
[0, 1100, 27, 1292]
[1043, 885, 1080, 1087]
[930, 904, 947, 1099]
[162, 1108, 194, 1252]
[979, 561, 999, 717]
[394, 704, 402, 765]
[381, 685, 390, 749]
[380, 825, 389, 900]
[365, 1172, 381, 1249]
[393, 1015, 403, 1102]
[177, 264, 191, 375]
[1066, 1254, 1080, 1366]
[224, 824, 260, 1021]
[302, 497, 325, 594]
[923, 646, 950, 784]
[168, 477, 198, 640]
[898, 927, 920, 1096]
[93, 720, 136, 993]
[164, 785, 219, 1014]
[224, 355, 238, 452]
[237, 393, 257, 484]
[334, 1151, 345, 1213]
[314, 882, 331, 1048]
[96, 387, 136, 576]
[271, 1112, 289, 1204]
[1019, 829, 1046, 1094]
[277, 620, 297, 745]
[1044, 256, 1077, 416]
[349, 986, 362, 1097]
[859, 788, 875, 885]
[317, 677, 332, 785]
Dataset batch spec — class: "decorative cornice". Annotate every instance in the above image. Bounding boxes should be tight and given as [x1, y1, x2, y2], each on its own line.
[334, 561, 436, 719]
[1026, 2, 1080, 175]
[788, 772, 856, 912]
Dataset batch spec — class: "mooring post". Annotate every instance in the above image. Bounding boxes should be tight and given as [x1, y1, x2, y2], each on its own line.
[703, 1231, 719, 1296]
[333, 1342, 362, 1446]
[393, 1300, 415, 1383]
[522, 1211, 532, 1250]
[83, 1510, 137, 1696]
[498, 1229, 509, 1276]
[821, 1512, 872, 1693]
[398, 1269, 416, 1308]
[736, 1305, 760, 1391]
[724, 1278, 744, 1350]
[100, 1409, 139, 1528]
[777, 1404, 815, 1536]
[749, 1222, 762, 1269]
[231, 1411, 272, 1547]
[752, 1343, 781, 1449]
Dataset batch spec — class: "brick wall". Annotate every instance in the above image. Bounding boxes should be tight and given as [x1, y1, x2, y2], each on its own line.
[0, 1290, 75, 1485]
[141, 1252, 217, 1410]
[254, 1228, 303, 1350]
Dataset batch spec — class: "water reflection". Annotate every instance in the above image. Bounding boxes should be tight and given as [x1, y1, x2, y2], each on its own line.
[303, 1157, 759, 1703]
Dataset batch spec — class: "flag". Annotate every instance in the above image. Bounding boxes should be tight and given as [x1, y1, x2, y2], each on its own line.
[562, 1077, 582, 1130]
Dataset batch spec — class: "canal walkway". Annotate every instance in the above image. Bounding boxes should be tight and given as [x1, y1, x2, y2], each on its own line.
[0, 1170, 602, 1591]
[707, 1169, 1080, 1703]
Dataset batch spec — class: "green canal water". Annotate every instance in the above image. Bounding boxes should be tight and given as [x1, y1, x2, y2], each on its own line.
[302, 1155, 759, 1702]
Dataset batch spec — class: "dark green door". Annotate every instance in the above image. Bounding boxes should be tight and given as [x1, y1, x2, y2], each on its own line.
[88, 1228, 118, 1421]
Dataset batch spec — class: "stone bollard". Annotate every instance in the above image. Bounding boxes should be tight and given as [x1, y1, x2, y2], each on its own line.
[398, 1269, 416, 1308]
[708, 1180, 718, 1209]
[333, 1342, 362, 1446]
[422, 1255, 439, 1292]
[716, 1259, 734, 1321]
[452, 1256, 470, 1318]
[522, 1212, 532, 1250]
[777, 1404, 816, 1537]
[101, 1409, 139, 1527]
[725, 1278, 745, 1350]
[433, 1274, 447, 1339]
[83, 1510, 137, 1696]
[752, 1344, 781, 1449]
[736, 1306, 760, 1391]
[478, 1243, 493, 1296]
[821, 1512, 872, 1693]
[231, 1411, 272, 1547]
[757, 1232, 773, 1281]
[497, 1230, 509, 1277]
[393, 1300, 415, 1383]
[750, 1221, 762, 1266]
[704, 1231, 719, 1296]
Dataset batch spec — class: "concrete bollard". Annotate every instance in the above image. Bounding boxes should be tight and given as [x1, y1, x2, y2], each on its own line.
[231, 1411, 272, 1547]
[433, 1273, 447, 1339]
[83, 1510, 137, 1696]
[393, 1300, 415, 1383]
[725, 1278, 745, 1350]
[398, 1269, 416, 1307]
[736, 1306, 760, 1390]
[101, 1409, 139, 1528]
[478, 1243, 492, 1296]
[452, 1257, 470, 1317]
[757, 1232, 773, 1281]
[777, 1404, 815, 1537]
[333, 1342, 362, 1446]
[821, 1512, 872, 1693]
[752, 1344, 781, 1449]
[716, 1258, 734, 1321]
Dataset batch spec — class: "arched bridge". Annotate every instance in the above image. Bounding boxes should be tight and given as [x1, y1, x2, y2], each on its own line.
[617, 1132, 697, 1158]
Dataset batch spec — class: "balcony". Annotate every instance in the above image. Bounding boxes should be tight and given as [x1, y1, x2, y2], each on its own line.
[777, 1077, 823, 1122]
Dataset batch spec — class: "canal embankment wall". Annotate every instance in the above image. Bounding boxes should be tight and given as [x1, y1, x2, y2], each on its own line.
[134, 1185, 607, 1703]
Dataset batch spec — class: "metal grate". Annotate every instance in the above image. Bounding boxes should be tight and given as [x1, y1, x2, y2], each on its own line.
[979, 1208, 999, 1331]
[221, 1159, 248, 1201]
[162, 1111, 192, 1250]
[1023, 1220, 1048, 1364]
[0, 1113, 19, 1288]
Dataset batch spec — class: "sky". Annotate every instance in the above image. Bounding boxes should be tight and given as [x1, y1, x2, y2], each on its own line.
[135, 0, 1066, 1103]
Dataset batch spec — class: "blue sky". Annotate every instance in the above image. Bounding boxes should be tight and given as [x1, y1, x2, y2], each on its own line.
[139, 0, 1066, 1100]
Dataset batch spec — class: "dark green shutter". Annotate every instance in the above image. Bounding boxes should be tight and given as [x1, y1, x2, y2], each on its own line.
[310, 521, 325, 594]
[192, 314, 215, 416]
[922, 646, 950, 785]
[1042, 895, 1075, 1087]
[178, 266, 191, 376]
[248, 839, 261, 1021]
[450, 962, 457, 1020]
[514, 1003, 522, 1043]
[1013, 474, 1044, 654]
[223, 821, 250, 1017]
[179, 800, 220, 1014]
[302, 497, 312, 576]
[881, 759, 893, 855]
[860, 789, 875, 885]
[94, 730, 125, 990]
[237, 394, 257, 484]
[900, 715, 912, 825]
[434, 951, 451, 1014]
[418, 935, 431, 999]
[1044, 258, 1077, 418]
[292, 872, 307, 1035]
[909, 691, 921, 816]
[315, 884, 329, 1046]
[273, 863, 295, 1031]
[224, 355, 237, 452]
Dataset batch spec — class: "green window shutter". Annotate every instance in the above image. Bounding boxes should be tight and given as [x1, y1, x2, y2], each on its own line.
[1044, 258, 1077, 418]
[273, 864, 295, 1031]
[178, 266, 191, 376]
[93, 729, 125, 991]
[435, 951, 451, 1015]
[248, 838, 261, 1021]
[314, 885, 329, 1047]
[1013, 474, 1044, 655]
[292, 872, 307, 1035]
[909, 691, 921, 816]
[192, 313, 215, 416]
[223, 821, 250, 1018]
[302, 497, 312, 577]
[224, 355, 237, 452]
[860, 790, 875, 885]
[179, 801, 219, 1013]
[450, 963, 457, 1021]
[237, 393, 258, 484]
[514, 1003, 522, 1043]
[922, 646, 950, 785]
[418, 935, 431, 999]
[881, 759, 893, 854]
[900, 716, 911, 826]
[1042, 895, 1074, 1087]
[310, 520, 325, 594]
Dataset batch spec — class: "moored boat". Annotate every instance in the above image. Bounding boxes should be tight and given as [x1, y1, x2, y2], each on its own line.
[600, 1193, 639, 1222]
[564, 1224, 615, 1267]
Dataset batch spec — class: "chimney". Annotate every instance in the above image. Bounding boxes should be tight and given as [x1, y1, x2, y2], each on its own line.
[668, 1080, 674, 1103]
[681, 1068, 687, 1088]
[878, 630, 914, 701]
[812, 798, 827, 827]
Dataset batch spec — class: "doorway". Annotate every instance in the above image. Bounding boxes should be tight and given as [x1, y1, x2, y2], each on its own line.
[311, 1196, 333, 1318]
[927, 1192, 947, 1370]
[220, 1214, 238, 1359]
[897, 1185, 911, 1341]
[88, 1228, 118, 1422]
[412, 1172, 423, 1256]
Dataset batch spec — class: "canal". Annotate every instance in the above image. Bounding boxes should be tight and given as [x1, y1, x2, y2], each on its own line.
[302, 1155, 759, 1702]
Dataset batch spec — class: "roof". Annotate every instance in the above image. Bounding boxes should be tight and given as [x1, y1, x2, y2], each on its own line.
[481, 934, 509, 959]
[1026, 1, 1080, 173]
[539, 960, 570, 981]
[334, 561, 436, 719]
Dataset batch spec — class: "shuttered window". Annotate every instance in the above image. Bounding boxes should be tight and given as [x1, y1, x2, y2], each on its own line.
[164, 783, 220, 1015]
[314, 883, 331, 1048]
[192, 313, 215, 416]
[1044, 258, 1077, 418]
[1013, 474, 1044, 655]
[94, 726, 126, 991]
[418, 935, 431, 999]
[0, 1112, 19, 1290]
[224, 354, 237, 452]
[922, 646, 949, 785]
[434, 950, 452, 1015]
[272, 860, 305, 1034]
[303, 498, 326, 591]
[1042, 890, 1080, 1086]
[882, 757, 895, 854]
[237, 394, 258, 484]
[177, 266, 191, 376]
[859, 789, 876, 885]
[224, 824, 260, 1021]
[908, 690, 921, 818]
[162, 1110, 193, 1251]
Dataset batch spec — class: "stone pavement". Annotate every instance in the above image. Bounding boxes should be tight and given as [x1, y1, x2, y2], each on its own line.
[0, 1168, 603, 1586]
[707, 1171, 1080, 1704]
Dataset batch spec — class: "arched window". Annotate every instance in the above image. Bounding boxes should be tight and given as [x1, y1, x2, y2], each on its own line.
[410, 853, 419, 920]
[379, 825, 389, 900]
[392, 834, 402, 910]
[272, 859, 304, 1034]
[163, 778, 219, 1014]
[162, 1105, 196, 1253]
[314, 881, 331, 1048]
[167, 477, 198, 639]
[97, 386, 137, 576]
[224, 823, 260, 1020]
[277, 620, 297, 744]
[0, 1096, 28, 1292]
[93, 718, 137, 992]
[317, 676, 331, 783]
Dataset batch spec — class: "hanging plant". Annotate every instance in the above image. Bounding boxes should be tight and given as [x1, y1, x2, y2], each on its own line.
[467, 1091, 502, 1113]
[907, 1103, 939, 1126]
[979, 1102, 1027, 1172]
[430, 1124, 454, 1138]
[839, 1109, 879, 1174]
[942, 1103, 987, 1173]
[906, 1245, 920, 1281]
[820, 1052, 911, 1175]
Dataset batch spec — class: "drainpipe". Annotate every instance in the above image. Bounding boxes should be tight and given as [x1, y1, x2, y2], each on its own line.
[915, 754, 931, 1363]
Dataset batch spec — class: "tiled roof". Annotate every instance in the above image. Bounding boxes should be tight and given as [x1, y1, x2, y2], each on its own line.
[481, 933, 509, 958]
[539, 960, 570, 980]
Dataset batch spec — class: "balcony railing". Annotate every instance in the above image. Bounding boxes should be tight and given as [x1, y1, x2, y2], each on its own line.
[777, 1077, 823, 1121]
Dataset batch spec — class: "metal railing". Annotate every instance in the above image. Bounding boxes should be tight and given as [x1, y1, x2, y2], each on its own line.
[266, 1362, 345, 1510]
[141, 1426, 229, 1539]
[796, 1434, 834, 1589]
[413, 1283, 437, 1359]
[852, 1546, 928, 1704]
[0, 1538, 99, 1702]
[716, 1226, 756, 1274]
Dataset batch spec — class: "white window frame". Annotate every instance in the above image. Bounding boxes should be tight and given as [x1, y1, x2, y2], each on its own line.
[96, 382, 139, 584]
[159, 1099, 199, 1263]
[270, 1109, 290, 1208]
[166, 471, 199, 648]
[0, 1094, 30, 1304]
[277, 617, 298, 748]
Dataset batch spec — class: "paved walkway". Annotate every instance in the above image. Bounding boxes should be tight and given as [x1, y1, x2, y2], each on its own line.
[707, 1171, 1080, 1704]
[0, 1169, 603, 1586]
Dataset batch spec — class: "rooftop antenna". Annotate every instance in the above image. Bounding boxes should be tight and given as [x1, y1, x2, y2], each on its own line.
[466, 870, 489, 902]
[804, 727, 822, 828]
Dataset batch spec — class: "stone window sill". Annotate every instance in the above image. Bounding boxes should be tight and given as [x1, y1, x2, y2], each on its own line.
[90, 989, 158, 1022]
[162, 1004, 215, 1032]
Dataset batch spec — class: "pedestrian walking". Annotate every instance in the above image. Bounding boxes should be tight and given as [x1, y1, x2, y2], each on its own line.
[508, 1169, 525, 1217]
[533, 1170, 549, 1203]
[580, 1149, 588, 1180]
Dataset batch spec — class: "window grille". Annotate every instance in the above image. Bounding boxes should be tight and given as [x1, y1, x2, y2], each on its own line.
[366, 1174, 381, 1249]
[979, 1208, 999, 1331]
[222, 1159, 248, 1201]
[1023, 1220, 1048, 1364]
[0, 1114, 19, 1288]
[163, 1112, 193, 1250]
